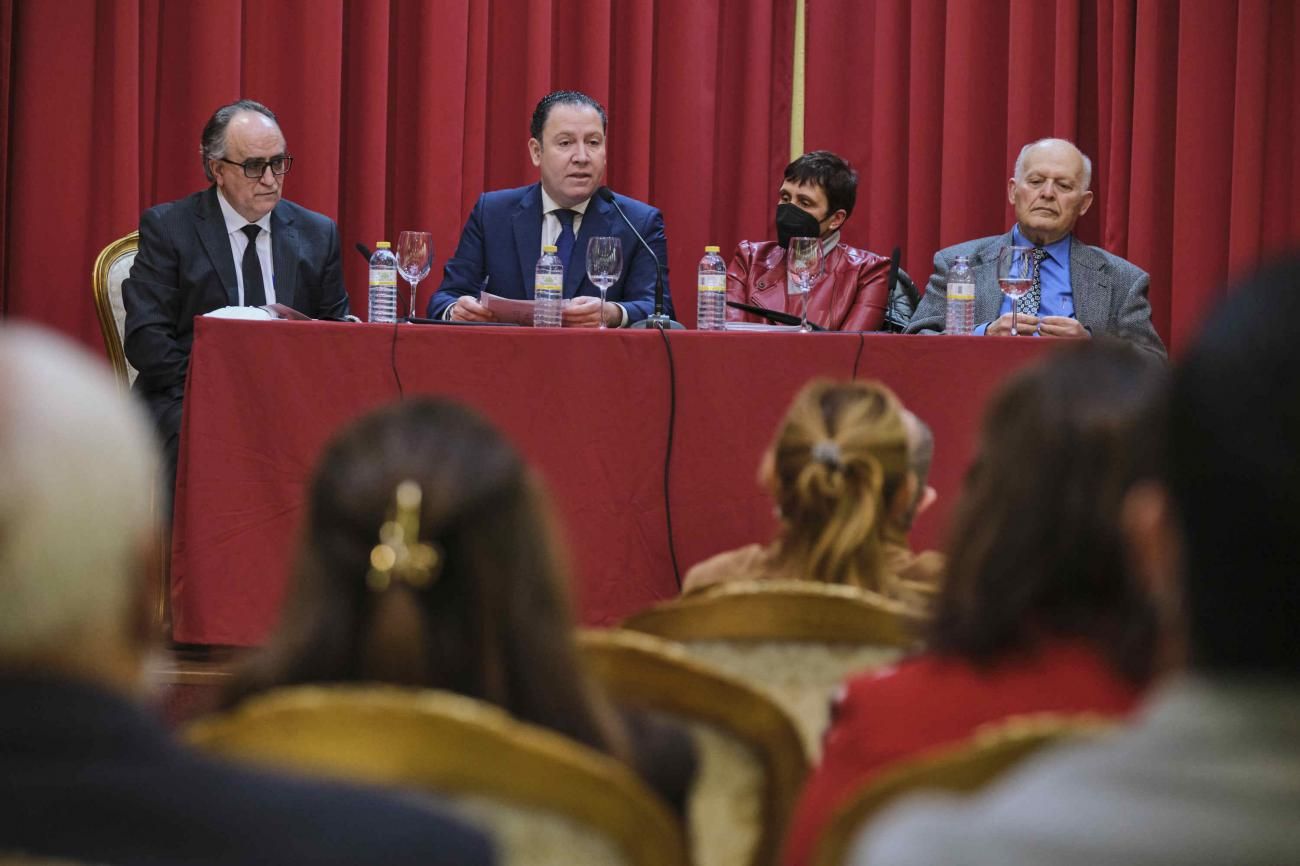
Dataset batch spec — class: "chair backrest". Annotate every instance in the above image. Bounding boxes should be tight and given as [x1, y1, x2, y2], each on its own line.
[809, 714, 1114, 866]
[187, 685, 688, 866]
[91, 230, 140, 388]
[578, 629, 810, 866]
[622, 581, 924, 758]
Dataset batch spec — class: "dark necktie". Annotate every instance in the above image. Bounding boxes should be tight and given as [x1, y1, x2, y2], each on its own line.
[1017, 247, 1047, 316]
[554, 209, 576, 272]
[240, 224, 266, 307]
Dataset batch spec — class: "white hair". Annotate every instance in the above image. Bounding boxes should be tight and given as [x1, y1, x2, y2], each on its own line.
[0, 325, 159, 656]
[1014, 138, 1093, 191]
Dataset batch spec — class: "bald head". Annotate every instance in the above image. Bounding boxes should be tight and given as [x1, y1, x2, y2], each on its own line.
[1009, 138, 1095, 246]
[0, 326, 158, 668]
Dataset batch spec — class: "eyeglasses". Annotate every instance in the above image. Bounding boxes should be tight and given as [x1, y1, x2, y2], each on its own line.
[216, 155, 293, 179]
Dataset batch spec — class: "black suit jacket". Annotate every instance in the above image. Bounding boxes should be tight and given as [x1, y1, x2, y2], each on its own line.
[0, 676, 494, 866]
[122, 187, 350, 436]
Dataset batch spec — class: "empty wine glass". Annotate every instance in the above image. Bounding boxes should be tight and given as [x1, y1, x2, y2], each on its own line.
[786, 236, 824, 332]
[396, 231, 434, 322]
[586, 236, 623, 330]
[996, 245, 1035, 336]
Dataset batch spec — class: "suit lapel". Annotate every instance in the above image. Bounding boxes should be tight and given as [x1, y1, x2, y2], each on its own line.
[196, 188, 239, 306]
[271, 204, 297, 309]
[972, 232, 1012, 323]
[512, 184, 544, 299]
[1069, 238, 1110, 330]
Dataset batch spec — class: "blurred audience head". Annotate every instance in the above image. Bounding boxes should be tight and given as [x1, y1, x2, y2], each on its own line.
[230, 398, 624, 752]
[929, 341, 1166, 684]
[898, 409, 937, 532]
[0, 324, 159, 682]
[764, 379, 914, 592]
[1144, 255, 1300, 679]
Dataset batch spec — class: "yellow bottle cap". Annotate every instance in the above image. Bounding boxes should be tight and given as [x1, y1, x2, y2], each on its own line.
[543, 244, 558, 253]
[705, 245, 720, 253]
[376, 241, 391, 249]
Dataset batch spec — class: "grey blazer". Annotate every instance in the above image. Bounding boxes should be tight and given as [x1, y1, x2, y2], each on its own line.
[905, 231, 1166, 358]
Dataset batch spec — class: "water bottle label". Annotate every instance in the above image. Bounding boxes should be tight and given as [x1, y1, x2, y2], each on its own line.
[949, 281, 975, 301]
[698, 274, 725, 293]
[370, 268, 397, 287]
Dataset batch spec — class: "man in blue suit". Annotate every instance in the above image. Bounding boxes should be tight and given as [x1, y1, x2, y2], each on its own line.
[428, 91, 671, 326]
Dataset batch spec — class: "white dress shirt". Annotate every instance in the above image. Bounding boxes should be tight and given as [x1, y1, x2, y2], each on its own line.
[216, 189, 276, 305]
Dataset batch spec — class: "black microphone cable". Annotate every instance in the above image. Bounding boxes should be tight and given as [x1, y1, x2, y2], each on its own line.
[852, 331, 866, 381]
[654, 324, 683, 590]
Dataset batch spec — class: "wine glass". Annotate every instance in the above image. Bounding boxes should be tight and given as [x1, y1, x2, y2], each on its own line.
[996, 245, 1035, 336]
[396, 231, 434, 322]
[786, 236, 824, 332]
[586, 236, 623, 330]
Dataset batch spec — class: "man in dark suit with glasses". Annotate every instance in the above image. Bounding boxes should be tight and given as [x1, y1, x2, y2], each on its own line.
[122, 99, 350, 506]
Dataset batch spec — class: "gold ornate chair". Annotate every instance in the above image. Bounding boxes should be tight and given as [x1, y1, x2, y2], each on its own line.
[92, 229, 170, 634]
[808, 714, 1115, 866]
[91, 230, 140, 388]
[622, 581, 924, 758]
[578, 629, 809, 866]
[187, 685, 687, 866]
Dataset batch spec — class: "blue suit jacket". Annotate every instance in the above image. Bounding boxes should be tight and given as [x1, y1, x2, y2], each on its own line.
[428, 183, 672, 323]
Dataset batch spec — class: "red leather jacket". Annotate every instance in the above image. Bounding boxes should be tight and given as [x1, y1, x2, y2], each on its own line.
[725, 237, 892, 331]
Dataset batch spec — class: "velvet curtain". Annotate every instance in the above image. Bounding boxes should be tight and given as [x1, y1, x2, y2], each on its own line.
[0, 0, 793, 336]
[0, 1, 1295, 353]
[804, 0, 1300, 353]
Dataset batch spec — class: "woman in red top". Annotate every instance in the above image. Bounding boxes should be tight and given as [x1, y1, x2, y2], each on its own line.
[784, 342, 1167, 866]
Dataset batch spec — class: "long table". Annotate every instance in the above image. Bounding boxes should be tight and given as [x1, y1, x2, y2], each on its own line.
[171, 318, 1050, 646]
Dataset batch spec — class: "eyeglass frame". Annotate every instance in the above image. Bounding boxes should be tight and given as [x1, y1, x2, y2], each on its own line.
[215, 154, 294, 180]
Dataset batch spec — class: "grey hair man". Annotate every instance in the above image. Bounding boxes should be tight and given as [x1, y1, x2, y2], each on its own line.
[122, 99, 351, 509]
[907, 138, 1165, 357]
[0, 324, 492, 866]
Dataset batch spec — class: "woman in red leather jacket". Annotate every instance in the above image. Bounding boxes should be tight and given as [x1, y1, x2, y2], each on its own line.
[726, 150, 894, 332]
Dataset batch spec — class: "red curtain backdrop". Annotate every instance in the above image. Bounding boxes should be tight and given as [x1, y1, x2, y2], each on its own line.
[0, 0, 793, 337]
[0, 0, 1295, 353]
[804, 0, 1300, 354]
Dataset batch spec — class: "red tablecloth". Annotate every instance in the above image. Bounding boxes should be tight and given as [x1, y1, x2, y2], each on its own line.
[171, 318, 1050, 645]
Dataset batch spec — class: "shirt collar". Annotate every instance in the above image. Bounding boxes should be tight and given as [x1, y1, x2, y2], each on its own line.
[1011, 224, 1070, 264]
[821, 229, 841, 256]
[540, 187, 591, 218]
[216, 187, 273, 236]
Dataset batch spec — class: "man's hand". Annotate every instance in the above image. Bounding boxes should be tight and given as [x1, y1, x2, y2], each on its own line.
[449, 297, 497, 322]
[1038, 316, 1090, 338]
[562, 296, 619, 328]
[986, 313, 1040, 336]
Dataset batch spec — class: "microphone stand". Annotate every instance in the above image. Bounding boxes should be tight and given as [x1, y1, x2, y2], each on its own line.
[597, 187, 684, 330]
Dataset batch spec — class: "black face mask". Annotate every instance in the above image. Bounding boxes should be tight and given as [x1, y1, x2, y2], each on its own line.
[775, 202, 823, 249]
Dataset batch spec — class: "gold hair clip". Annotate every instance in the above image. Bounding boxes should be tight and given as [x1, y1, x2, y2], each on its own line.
[366, 480, 443, 592]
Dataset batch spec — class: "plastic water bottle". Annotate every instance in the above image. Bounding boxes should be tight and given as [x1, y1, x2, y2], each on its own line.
[368, 241, 398, 323]
[696, 245, 727, 330]
[945, 255, 975, 335]
[533, 244, 564, 328]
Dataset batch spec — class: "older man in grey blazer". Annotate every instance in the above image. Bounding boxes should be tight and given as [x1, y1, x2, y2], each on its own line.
[907, 139, 1165, 358]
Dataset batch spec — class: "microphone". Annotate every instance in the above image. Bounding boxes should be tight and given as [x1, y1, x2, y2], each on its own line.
[725, 300, 825, 331]
[596, 187, 683, 330]
[355, 242, 373, 262]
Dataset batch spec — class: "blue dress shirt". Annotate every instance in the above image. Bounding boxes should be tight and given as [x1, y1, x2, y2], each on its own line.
[974, 226, 1074, 335]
